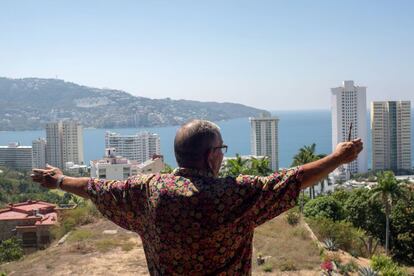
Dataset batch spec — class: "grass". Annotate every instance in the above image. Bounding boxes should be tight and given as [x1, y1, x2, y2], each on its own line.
[262, 263, 273, 272]
[253, 212, 321, 273]
[94, 238, 135, 253]
[67, 229, 94, 242]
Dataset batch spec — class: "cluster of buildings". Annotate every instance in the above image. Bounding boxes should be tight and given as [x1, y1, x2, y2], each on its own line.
[0, 121, 84, 171]
[247, 80, 412, 195]
[331, 80, 411, 180]
[0, 121, 164, 177]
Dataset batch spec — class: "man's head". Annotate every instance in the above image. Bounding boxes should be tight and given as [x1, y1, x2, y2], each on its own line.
[174, 120, 226, 176]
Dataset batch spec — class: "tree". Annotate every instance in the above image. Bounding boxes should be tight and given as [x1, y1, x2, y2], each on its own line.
[291, 143, 326, 211]
[390, 187, 414, 264]
[0, 237, 23, 263]
[344, 188, 385, 243]
[370, 171, 404, 255]
[160, 163, 174, 174]
[303, 196, 344, 221]
[249, 157, 273, 176]
[221, 154, 249, 177]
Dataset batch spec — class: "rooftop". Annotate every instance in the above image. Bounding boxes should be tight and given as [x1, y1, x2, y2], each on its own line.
[0, 200, 57, 225]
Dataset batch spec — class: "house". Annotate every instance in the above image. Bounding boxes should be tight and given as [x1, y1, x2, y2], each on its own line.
[0, 200, 58, 248]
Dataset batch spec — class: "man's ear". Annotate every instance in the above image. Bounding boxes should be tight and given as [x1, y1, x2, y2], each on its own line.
[206, 150, 214, 171]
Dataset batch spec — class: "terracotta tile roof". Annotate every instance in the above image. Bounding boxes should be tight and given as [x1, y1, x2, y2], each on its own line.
[0, 200, 57, 225]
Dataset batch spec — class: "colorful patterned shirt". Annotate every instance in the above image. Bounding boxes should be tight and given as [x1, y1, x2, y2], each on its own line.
[87, 166, 303, 275]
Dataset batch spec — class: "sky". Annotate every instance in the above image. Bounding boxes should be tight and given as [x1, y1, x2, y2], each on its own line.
[1, 0, 414, 110]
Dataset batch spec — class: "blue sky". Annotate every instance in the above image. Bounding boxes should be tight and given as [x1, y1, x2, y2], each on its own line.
[1, 0, 413, 110]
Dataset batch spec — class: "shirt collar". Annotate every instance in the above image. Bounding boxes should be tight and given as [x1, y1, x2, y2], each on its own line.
[172, 167, 215, 178]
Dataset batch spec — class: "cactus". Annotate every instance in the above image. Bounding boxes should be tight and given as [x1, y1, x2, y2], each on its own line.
[323, 238, 338, 251]
[358, 267, 379, 276]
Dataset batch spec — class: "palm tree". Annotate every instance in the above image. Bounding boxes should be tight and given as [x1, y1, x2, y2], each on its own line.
[250, 157, 273, 176]
[291, 143, 326, 211]
[222, 154, 249, 177]
[370, 171, 403, 255]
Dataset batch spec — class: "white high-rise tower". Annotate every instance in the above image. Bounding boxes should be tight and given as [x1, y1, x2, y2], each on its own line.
[105, 131, 161, 164]
[249, 114, 279, 171]
[331, 80, 368, 178]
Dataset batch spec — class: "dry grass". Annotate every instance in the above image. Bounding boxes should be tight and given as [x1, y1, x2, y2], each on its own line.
[0, 219, 148, 276]
[252, 213, 321, 274]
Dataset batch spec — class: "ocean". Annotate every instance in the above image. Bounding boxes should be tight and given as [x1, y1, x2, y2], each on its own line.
[1, 110, 413, 169]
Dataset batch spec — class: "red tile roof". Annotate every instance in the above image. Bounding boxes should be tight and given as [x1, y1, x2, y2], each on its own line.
[0, 200, 57, 226]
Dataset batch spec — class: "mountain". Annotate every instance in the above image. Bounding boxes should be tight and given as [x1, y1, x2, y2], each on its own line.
[0, 77, 267, 130]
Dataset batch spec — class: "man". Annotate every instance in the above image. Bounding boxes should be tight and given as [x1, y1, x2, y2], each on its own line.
[32, 119, 363, 275]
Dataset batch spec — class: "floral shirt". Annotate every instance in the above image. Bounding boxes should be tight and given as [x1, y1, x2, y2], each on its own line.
[87, 166, 303, 275]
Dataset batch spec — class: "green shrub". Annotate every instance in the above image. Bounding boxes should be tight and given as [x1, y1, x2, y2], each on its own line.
[337, 260, 359, 275]
[304, 196, 344, 221]
[279, 260, 296, 271]
[307, 217, 366, 256]
[0, 238, 23, 263]
[52, 202, 99, 239]
[286, 209, 300, 226]
[262, 263, 273, 272]
[371, 255, 408, 276]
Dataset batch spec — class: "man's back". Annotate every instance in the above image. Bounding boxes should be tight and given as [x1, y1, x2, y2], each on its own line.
[87, 167, 303, 275]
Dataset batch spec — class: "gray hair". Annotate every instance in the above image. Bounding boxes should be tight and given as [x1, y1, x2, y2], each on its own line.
[174, 120, 221, 167]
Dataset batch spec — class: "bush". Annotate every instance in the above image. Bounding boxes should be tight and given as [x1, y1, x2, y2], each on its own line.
[279, 260, 296, 271]
[0, 237, 24, 263]
[337, 260, 359, 275]
[307, 217, 366, 256]
[371, 255, 408, 276]
[262, 263, 273, 272]
[304, 196, 344, 221]
[286, 209, 300, 226]
[52, 201, 99, 239]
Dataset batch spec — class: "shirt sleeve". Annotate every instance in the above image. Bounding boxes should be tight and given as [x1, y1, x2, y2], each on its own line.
[87, 174, 153, 233]
[235, 166, 304, 227]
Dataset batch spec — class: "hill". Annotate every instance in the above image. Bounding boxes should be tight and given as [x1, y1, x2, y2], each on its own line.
[0, 77, 267, 130]
[0, 214, 323, 275]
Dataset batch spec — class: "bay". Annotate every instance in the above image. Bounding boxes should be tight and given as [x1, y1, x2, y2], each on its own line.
[1, 110, 413, 169]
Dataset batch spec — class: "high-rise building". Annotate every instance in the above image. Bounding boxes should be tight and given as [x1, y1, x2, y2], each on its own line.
[61, 121, 84, 165]
[105, 131, 161, 164]
[32, 138, 47, 169]
[371, 101, 411, 172]
[0, 142, 32, 170]
[331, 80, 368, 178]
[46, 121, 84, 168]
[46, 122, 63, 168]
[249, 114, 279, 171]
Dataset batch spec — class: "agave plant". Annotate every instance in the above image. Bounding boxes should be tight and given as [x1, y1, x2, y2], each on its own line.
[323, 238, 338, 251]
[358, 267, 378, 276]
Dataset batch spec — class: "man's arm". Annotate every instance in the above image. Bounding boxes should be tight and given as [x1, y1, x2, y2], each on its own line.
[31, 164, 90, 198]
[300, 138, 363, 190]
[232, 138, 363, 227]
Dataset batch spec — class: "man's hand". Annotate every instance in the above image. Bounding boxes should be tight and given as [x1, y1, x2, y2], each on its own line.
[31, 164, 64, 189]
[332, 138, 364, 164]
[300, 138, 364, 190]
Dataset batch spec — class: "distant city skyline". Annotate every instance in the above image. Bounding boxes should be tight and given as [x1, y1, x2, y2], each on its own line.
[1, 1, 414, 110]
